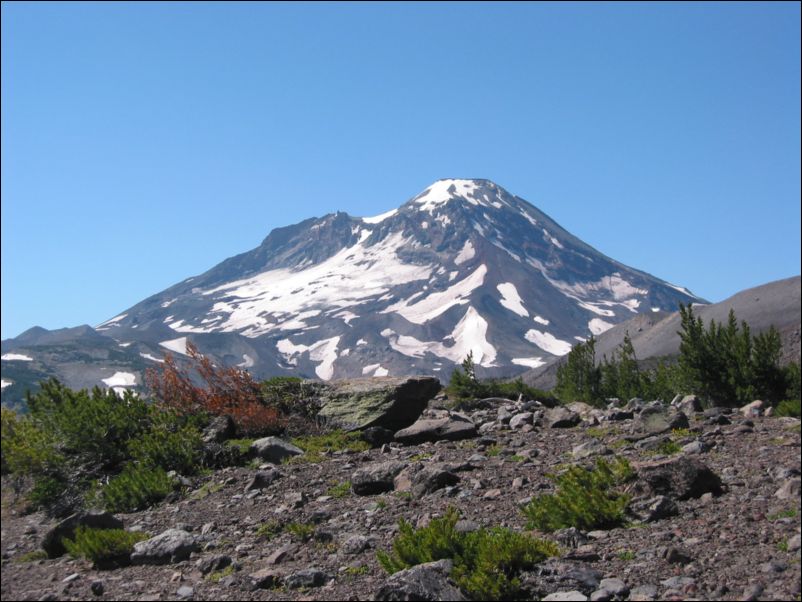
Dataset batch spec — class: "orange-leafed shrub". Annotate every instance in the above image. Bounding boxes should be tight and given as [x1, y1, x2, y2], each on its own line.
[146, 342, 283, 436]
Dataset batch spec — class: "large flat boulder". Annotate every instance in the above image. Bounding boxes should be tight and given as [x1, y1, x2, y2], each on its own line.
[633, 456, 723, 500]
[317, 376, 441, 431]
[394, 412, 477, 444]
[130, 529, 199, 565]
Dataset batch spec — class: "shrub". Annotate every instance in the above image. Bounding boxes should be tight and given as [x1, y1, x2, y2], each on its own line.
[775, 399, 801, 418]
[378, 507, 558, 600]
[326, 481, 351, 498]
[285, 522, 316, 542]
[127, 414, 203, 475]
[1, 407, 62, 476]
[255, 519, 283, 541]
[146, 341, 283, 436]
[522, 457, 632, 532]
[62, 526, 148, 568]
[102, 464, 174, 513]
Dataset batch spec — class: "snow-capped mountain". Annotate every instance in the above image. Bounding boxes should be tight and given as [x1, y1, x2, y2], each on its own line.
[2, 178, 703, 400]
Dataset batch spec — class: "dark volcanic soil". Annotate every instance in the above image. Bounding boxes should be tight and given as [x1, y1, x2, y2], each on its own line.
[2, 405, 800, 601]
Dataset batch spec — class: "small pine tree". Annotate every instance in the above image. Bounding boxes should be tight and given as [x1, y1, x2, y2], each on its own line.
[556, 336, 602, 405]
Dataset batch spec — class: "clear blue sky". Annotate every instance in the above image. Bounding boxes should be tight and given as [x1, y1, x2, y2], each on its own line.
[2, 2, 800, 340]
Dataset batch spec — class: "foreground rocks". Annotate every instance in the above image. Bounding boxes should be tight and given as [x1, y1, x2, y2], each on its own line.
[2, 395, 800, 601]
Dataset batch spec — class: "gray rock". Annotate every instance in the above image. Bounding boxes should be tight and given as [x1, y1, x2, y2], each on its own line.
[787, 534, 801, 552]
[675, 395, 702, 414]
[195, 554, 232, 574]
[543, 593, 588, 601]
[572, 439, 610, 459]
[42, 511, 124, 558]
[681, 440, 708, 454]
[249, 437, 303, 464]
[352, 461, 406, 495]
[630, 495, 679, 522]
[632, 406, 689, 436]
[342, 535, 373, 555]
[634, 456, 723, 500]
[740, 399, 766, 417]
[90, 581, 104, 596]
[130, 529, 199, 565]
[544, 407, 581, 428]
[361, 426, 396, 447]
[509, 412, 534, 429]
[176, 585, 194, 599]
[598, 578, 628, 596]
[406, 465, 461, 498]
[606, 410, 634, 421]
[283, 567, 330, 589]
[660, 576, 695, 589]
[375, 559, 467, 601]
[202, 414, 236, 443]
[244, 469, 282, 491]
[250, 568, 282, 589]
[317, 377, 441, 431]
[394, 412, 477, 444]
[628, 584, 658, 601]
[774, 478, 801, 500]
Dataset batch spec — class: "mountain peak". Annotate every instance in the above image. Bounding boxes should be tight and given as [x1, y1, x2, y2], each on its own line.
[407, 179, 510, 215]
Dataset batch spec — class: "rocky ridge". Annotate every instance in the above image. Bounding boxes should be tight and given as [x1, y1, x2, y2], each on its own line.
[2, 388, 800, 601]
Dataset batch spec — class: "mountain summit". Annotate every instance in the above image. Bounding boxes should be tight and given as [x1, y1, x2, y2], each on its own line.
[95, 179, 700, 378]
[2, 179, 703, 399]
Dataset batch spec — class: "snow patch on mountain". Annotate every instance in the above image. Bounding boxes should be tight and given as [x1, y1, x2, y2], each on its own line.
[202, 231, 432, 337]
[96, 314, 127, 329]
[525, 329, 572, 356]
[1, 353, 33, 361]
[237, 354, 255, 368]
[497, 283, 528, 317]
[588, 318, 615, 335]
[362, 208, 397, 224]
[414, 179, 480, 214]
[384, 264, 487, 324]
[512, 357, 546, 368]
[140, 353, 164, 363]
[1, 379, 12, 389]
[534, 316, 550, 325]
[454, 240, 475, 265]
[385, 306, 496, 367]
[102, 372, 137, 388]
[160, 337, 189, 356]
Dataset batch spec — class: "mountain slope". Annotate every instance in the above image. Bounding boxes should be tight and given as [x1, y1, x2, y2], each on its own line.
[3, 178, 703, 402]
[521, 275, 802, 391]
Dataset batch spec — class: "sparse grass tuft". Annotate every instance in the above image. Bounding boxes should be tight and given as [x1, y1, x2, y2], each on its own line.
[14, 549, 48, 563]
[327, 481, 352, 499]
[617, 550, 636, 561]
[285, 522, 316, 542]
[255, 519, 283, 541]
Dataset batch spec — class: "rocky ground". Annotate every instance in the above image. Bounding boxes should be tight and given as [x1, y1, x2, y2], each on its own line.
[2, 395, 800, 601]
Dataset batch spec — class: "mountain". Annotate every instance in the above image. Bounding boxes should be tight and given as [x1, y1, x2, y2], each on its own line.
[2, 178, 704, 403]
[521, 275, 802, 391]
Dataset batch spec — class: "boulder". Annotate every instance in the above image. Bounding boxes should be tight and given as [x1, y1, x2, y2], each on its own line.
[352, 461, 407, 495]
[202, 414, 236, 443]
[130, 529, 199, 565]
[395, 465, 461, 498]
[633, 457, 723, 500]
[394, 412, 477, 444]
[375, 559, 467, 601]
[284, 568, 331, 589]
[631, 406, 689, 437]
[740, 399, 766, 418]
[317, 376, 441, 431]
[674, 395, 703, 415]
[249, 437, 304, 464]
[244, 469, 282, 491]
[361, 426, 396, 448]
[42, 511, 124, 558]
[571, 439, 610, 460]
[509, 412, 534, 430]
[629, 495, 679, 522]
[544, 407, 581, 428]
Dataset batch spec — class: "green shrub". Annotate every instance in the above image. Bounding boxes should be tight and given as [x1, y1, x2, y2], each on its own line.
[102, 464, 174, 513]
[127, 415, 203, 475]
[775, 399, 801, 418]
[522, 457, 632, 532]
[14, 549, 48, 563]
[62, 526, 148, 568]
[378, 507, 558, 600]
[1, 407, 63, 476]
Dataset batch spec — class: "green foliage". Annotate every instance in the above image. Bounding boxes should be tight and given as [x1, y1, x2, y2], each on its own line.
[677, 305, 786, 405]
[650, 440, 682, 456]
[768, 507, 798, 521]
[2, 379, 206, 515]
[101, 464, 174, 513]
[775, 399, 801, 418]
[326, 481, 352, 498]
[27, 380, 151, 469]
[600, 333, 641, 402]
[14, 549, 48, 563]
[377, 507, 559, 600]
[290, 429, 370, 463]
[127, 413, 203, 475]
[208, 565, 236, 582]
[62, 526, 148, 568]
[556, 336, 602, 405]
[522, 457, 633, 532]
[285, 522, 316, 542]
[785, 362, 801, 401]
[255, 519, 283, 541]
[225, 438, 255, 454]
[617, 550, 636, 561]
